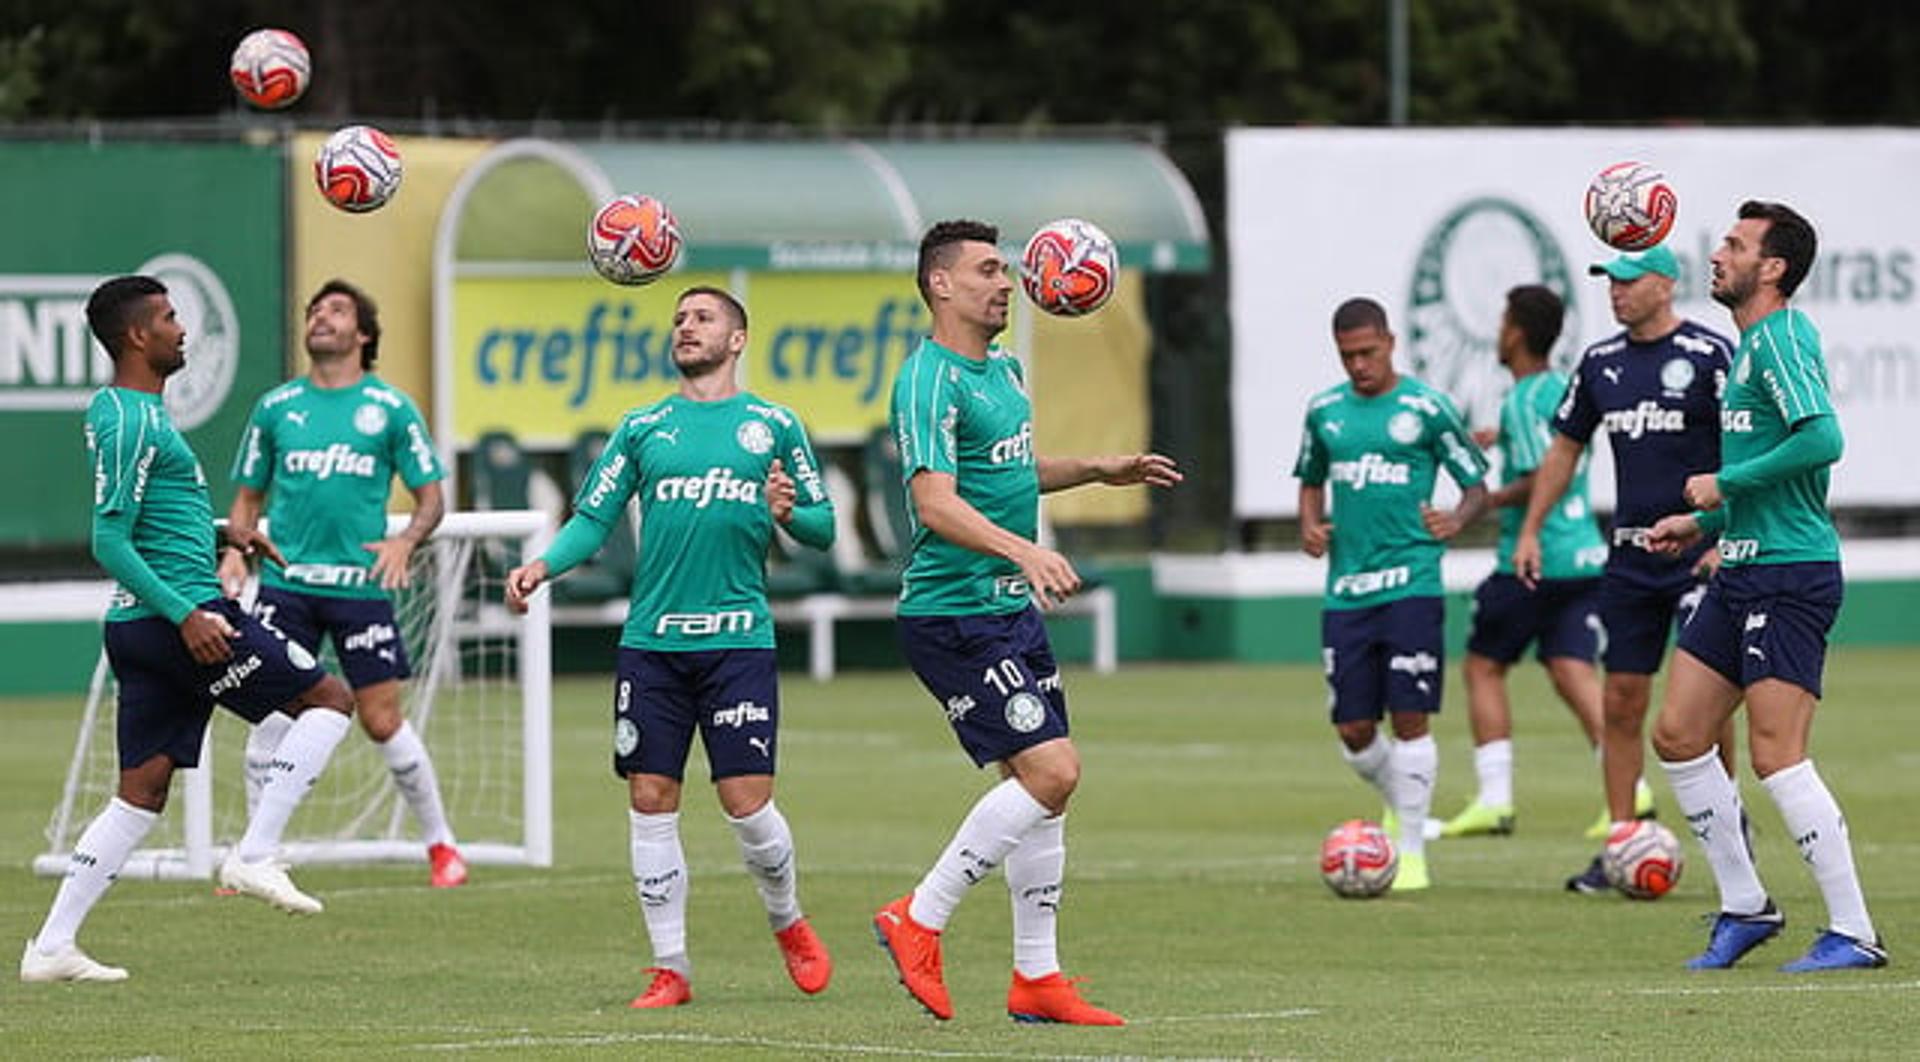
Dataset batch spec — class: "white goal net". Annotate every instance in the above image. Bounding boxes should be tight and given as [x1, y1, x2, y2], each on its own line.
[34, 510, 552, 880]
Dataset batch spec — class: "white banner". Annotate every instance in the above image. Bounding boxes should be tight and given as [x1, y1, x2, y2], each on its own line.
[1229, 128, 1920, 517]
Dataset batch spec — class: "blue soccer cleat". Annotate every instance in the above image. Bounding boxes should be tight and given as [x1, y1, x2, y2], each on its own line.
[1686, 901, 1785, 969]
[1565, 854, 1610, 895]
[1779, 930, 1889, 973]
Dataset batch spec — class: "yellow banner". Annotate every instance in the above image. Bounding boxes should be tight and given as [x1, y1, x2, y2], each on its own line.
[451, 272, 930, 446]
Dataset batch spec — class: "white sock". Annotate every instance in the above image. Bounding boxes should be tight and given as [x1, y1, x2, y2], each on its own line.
[1475, 739, 1514, 809]
[630, 810, 690, 976]
[910, 778, 1050, 931]
[34, 798, 157, 953]
[1763, 760, 1875, 941]
[379, 721, 455, 847]
[727, 801, 800, 931]
[1341, 733, 1391, 799]
[1005, 814, 1065, 979]
[1387, 734, 1437, 859]
[243, 712, 294, 818]
[1662, 748, 1768, 914]
[236, 708, 351, 862]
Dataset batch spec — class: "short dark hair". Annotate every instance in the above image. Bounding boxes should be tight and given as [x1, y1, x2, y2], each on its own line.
[1504, 284, 1564, 357]
[308, 278, 381, 370]
[677, 285, 748, 331]
[86, 275, 168, 360]
[917, 219, 999, 307]
[1738, 200, 1818, 298]
[1331, 297, 1390, 335]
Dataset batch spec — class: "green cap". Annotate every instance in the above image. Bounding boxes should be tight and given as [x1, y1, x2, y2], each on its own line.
[1589, 243, 1679, 281]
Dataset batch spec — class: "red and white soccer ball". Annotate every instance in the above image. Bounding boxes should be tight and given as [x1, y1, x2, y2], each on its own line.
[1584, 161, 1678, 251]
[314, 125, 402, 213]
[230, 28, 311, 110]
[1021, 217, 1118, 317]
[1602, 820, 1684, 900]
[586, 194, 684, 286]
[1320, 819, 1398, 898]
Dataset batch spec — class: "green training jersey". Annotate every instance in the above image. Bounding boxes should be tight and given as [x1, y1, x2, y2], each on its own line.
[890, 339, 1037, 617]
[1719, 307, 1841, 566]
[560, 392, 831, 651]
[87, 388, 221, 622]
[1494, 370, 1607, 579]
[1293, 376, 1490, 609]
[231, 376, 444, 599]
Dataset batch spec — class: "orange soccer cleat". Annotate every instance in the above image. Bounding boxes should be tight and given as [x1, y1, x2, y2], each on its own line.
[428, 843, 468, 889]
[872, 893, 952, 1019]
[1006, 970, 1125, 1026]
[774, 917, 833, 994]
[629, 966, 692, 1009]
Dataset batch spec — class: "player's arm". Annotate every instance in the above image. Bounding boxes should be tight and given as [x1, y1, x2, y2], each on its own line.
[1298, 483, 1331, 558]
[505, 422, 636, 612]
[1685, 415, 1843, 511]
[1421, 395, 1492, 539]
[1035, 453, 1183, 493]
[770, 415, 834, 551]
[909, 470, 1080, 609]
[1513, 435, 1581, 584]
[368, 400, 451, 590]
[220, 404, 280, 595]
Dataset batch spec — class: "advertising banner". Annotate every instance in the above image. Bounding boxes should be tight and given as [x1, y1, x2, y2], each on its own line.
[0, 141, 284, 544]
[1229, 128, 1920, 517]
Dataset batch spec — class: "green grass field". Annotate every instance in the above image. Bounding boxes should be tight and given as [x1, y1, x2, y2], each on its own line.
[3, 648, 1917, 1058]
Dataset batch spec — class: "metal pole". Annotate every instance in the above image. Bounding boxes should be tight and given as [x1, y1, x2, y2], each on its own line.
[1389, 0, 1409, 126]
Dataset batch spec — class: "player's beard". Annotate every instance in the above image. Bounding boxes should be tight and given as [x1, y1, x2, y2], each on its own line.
[673, 342, 731, 379]
[1711, 266, 1756, 309]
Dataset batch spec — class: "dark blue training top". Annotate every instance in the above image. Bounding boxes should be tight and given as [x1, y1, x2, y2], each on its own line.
[1553, 319, 1733, 590]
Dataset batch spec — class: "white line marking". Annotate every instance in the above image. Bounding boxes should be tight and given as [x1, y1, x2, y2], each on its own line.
[1130, 1008, 1319, 1024]
[414, 1031, 1145, 1058]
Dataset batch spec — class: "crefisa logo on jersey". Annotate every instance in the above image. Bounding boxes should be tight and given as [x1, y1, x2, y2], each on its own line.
[0, 252, 238, 430]
[1406, 198, 1580, 427]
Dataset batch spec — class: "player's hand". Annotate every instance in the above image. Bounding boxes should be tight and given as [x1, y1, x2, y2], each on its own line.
[766, 458, 796, 525]
[1012, 543, 1081, 611]
[1301, 521, 1333, 558]
[222, 526, 286, 569]
[1470, 427, 1498, 449]
[504, 559, 550, 615]
[218, 548, 251, 599]
[179, 608, 239, 665]
[1421, 503, 1465, 541]
[1097, 453, 1184, 488]
[364, 537, 417, 591]
[1647, 514, 1704, 557]
[1692, 544, 1723, 580]
[1512, 531, 1544, 588]
[1683, 473, 1723, 511]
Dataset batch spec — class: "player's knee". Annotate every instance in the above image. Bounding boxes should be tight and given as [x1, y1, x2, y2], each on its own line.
[629, 774, 682, 815]
[1649, 713, 1709, 763]
[117, 781, 169, 813]
[1388, 712, 1428, 741]
[1335, 720, 1378, 751]
[293, 675, 356, 717]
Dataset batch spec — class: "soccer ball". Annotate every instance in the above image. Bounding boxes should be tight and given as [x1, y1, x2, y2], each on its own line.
[1602, 820, 1684, 900]
[587, 194, 684, 286]
[229, 28, 310, 110]
[314, 126, 402, 213]
[1584, 161, 1678, 251]
[1320, 819, 1398, 898]
[1021, 218, 1118, 316]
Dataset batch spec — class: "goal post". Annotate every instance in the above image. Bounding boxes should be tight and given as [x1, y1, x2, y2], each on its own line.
[33, 509, 553, 880]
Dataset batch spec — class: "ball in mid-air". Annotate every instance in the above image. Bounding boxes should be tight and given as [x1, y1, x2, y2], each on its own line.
[586, 194, 684, 286]
[1584, 161, 1677, 251]
[314, 125, 403, 213]
[230, 28, 310, 110]
[1020, 217, 1118, 316]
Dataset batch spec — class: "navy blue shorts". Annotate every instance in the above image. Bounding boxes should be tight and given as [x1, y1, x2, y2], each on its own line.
[1677, 562, 1841, 698]
[1321, 596, 1444, 724]
[104, 598, 329, 770]
[1597, 574, 1705, 675]
[612, 647, 779, 782]
[1467, 574, 1602, 665]
[898, 608, 1068, 767]
[253, 586, 411, 689]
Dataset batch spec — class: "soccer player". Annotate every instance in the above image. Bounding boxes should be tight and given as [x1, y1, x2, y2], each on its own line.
[503, 287, 835, 1008]
[22, 277, 356, 984]
[1438, 286, 1607, 840]
[1510, 243, 1734, 893]
[872, 220, 1179, 1026]
[1646, 201, 1885, 971]
[220, 280, 465, 888]
[1295, 297, 1490, 891]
